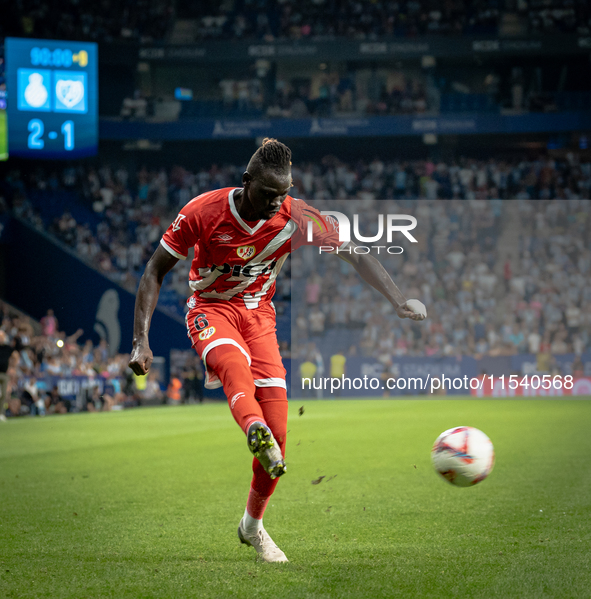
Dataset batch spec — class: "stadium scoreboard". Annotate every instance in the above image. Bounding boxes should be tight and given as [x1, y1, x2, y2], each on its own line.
[5, 38, 97, 159]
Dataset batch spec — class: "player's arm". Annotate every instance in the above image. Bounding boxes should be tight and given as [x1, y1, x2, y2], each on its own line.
[336, 242, 426, 321]
[129, 245, 179, 375]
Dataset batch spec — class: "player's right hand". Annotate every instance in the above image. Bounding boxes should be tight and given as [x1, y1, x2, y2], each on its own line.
[129, 344, 153, 375]
[396, 299, 427, 321]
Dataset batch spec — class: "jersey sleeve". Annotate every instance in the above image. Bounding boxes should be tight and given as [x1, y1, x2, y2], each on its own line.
[290, 198, 347, 253]
[161, 202, 200, 260]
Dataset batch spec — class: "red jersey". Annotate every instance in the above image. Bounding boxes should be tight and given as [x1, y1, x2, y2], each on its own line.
[160, 187, 343, 310]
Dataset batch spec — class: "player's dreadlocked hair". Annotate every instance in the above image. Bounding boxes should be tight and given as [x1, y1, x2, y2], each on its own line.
[247, 138, 292, 177]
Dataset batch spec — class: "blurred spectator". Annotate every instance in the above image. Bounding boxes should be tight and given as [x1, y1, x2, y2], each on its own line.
[40, 309, 58, 337]
[120, 91, 149, 119]
[143, 371, 165, 403]
[309, 307, 326, 336]
[22, 377, 43, 415]
[305, 273, 322, 305]
[181, 356, 204, 403]
[299, 358, 317, 398]
[166, 373, 183, 404]
[329, 350, 346, 397]
[0, 330, 14, 407]
[45, 385, 71, 414]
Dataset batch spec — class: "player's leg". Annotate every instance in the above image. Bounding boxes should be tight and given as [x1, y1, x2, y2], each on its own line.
[237, 314, 289, 562]
[205, 344, 286, 480]
[243, 308, 289, 488]
[238, 387, 289, 562]
[244, 386, 288, 524]
[234, 304, 288, 480]
[187, 303, 264, 433]
[205, 345, 263, 432]
[187, 302, 285, 479]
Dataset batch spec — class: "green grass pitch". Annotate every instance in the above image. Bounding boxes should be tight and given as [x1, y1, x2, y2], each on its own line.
[1, 398, 590, 598]
[0, 111, 8, 161]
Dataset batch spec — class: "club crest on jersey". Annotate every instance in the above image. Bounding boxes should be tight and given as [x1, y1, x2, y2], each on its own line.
[171, 213, 186, 232]
[237, 245, 256, 260]
[198, 326, 216, 341]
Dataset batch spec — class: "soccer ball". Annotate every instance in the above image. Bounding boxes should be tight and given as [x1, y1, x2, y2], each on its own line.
[431, 426, 495, 487]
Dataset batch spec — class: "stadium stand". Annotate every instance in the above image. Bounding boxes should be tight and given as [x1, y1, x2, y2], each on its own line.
[2, 0, 590, 45]
[113, 55, 590, 123]
[177, 0, 500, 39]
[2, 154, 590, 370]
[2, 0, 590, 409]
[0, 0, 175, 42]
[0, 300, 150, 417]
[293, 196, 590, 363]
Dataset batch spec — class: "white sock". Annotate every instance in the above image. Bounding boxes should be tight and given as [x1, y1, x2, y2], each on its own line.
[242, 508, 263, 532]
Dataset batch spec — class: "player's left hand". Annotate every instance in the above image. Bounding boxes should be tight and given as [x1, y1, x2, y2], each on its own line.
[396, 299, 427, 321]
[129, 343, 153, 375]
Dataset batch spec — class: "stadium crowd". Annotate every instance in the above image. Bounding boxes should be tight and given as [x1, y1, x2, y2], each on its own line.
[181, 0, 591, 40]
[1, 0, 174, 43]
[2, 0, 589, 44]
[2, 153, 590, 364]
[182, 0, 499, 39]
[293, 195, 591, 365]
[527, 0, 591, 35]
[121, 70, 432, 121]
[0, 300, 205, 418]
[266, 73, 429, 118]
[0, 302, 129, 416]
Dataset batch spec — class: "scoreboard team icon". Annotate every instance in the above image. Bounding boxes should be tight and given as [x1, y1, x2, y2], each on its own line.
[54, 72, 87, 113]
[18, 69, 51, 111]
[18, 68, 87, 113]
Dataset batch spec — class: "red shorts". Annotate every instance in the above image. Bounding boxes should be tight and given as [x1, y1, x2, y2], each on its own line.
[185, 300, 286, 391]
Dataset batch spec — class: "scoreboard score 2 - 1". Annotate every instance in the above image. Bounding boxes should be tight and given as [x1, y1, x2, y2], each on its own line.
[6, 38, 98, 159]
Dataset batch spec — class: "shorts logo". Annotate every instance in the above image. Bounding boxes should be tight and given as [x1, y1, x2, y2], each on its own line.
[187, 297, 196, 309]
[237, 245, 256, 260]
[198, 326, 216, 340]
[230, 392, 245, 409]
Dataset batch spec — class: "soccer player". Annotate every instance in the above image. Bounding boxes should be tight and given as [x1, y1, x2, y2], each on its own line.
[129, 139, 426, 563]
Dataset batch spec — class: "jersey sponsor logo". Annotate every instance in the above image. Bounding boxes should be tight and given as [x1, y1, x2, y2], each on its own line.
[230, 391, 245, 409]
[216, 233, 233, 242]
[210, 259, 277, 278]
[237, 245, 256, 260]
[171, 213, 186, 232]
[198, 326, 216, 340]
